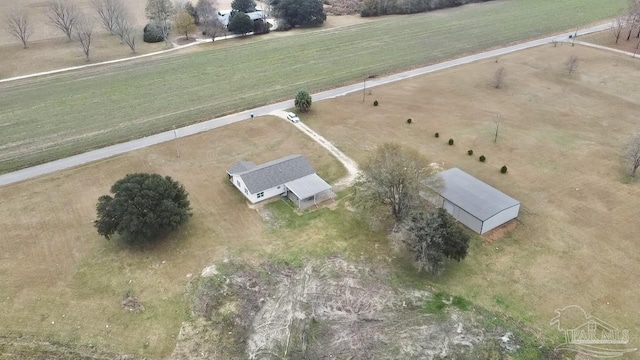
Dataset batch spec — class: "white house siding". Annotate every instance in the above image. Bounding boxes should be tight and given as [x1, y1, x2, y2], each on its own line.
[251, 184, 286, 203]
[481, 204, 520, 234]
[443, 199, 483, 234]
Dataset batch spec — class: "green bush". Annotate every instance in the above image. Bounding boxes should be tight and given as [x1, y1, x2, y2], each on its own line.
[435, 132, 439, 138]
[479, 155, 486, 162]
[501, 165, 508, 173]
[448, 139, 454, 145]
[467, 150, 473, 156]
[143, 23, 166, 43]
[407, 118, 412, 124]
[373, 100, 379, 106]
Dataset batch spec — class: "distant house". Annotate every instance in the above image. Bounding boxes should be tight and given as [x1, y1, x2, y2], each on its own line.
[226, 155, 334, 208]
[217, 10, 266, 27]
[430, 168, 520, 234]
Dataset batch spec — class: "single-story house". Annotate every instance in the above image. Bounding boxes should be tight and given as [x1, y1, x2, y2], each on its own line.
[226, 155, 335, 209]
[217, 10, 266, 27]
[430, 168, 520, 234]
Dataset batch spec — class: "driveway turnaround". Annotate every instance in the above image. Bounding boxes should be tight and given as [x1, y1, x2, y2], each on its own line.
[0, 22, 613, 187]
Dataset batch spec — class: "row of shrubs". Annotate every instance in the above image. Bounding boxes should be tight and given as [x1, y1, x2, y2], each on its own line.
[434, 133, 507, 173]
[361, 0, 493, 17]
[375, 102, 508, 173]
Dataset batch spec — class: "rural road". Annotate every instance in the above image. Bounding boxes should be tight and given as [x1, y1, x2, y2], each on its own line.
[0, 22, 614, 187]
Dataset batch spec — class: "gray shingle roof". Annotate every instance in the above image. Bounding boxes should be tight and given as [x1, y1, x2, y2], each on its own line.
[434, 168, 520, 221]
[231, 155, 316, 194]
[227, 161, 256, 175]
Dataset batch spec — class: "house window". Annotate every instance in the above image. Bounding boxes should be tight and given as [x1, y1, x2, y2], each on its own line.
[257, 192, 264, 199]
[237, 180, 241, 187]
[244, 188, 248, 195]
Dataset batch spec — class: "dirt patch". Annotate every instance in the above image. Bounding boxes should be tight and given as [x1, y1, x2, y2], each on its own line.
[173, 257, 524, 359]
[481, 220, 518, 243]
[121, 297, 145, 313]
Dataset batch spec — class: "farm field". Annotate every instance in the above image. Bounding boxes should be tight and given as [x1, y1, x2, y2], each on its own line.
[302, 43, 640, 342]
[0, 0, 626, 175]
[0, 115, 353, 358]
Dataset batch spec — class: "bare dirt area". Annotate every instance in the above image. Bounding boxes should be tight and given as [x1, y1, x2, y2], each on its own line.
[301, 43, 640, 343]
[0, 116, 345, 358]
[172, 257, 519, 359]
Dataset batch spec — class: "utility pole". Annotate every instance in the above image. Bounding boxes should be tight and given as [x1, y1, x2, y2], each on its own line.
[362, 76, 366, 103]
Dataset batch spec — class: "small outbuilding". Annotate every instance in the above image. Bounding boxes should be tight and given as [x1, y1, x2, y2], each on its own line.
[431, 168, 520, 234]
[226, 155, 335, 209]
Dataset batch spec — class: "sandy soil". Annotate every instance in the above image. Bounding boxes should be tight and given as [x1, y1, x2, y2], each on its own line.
[301, 43, 640, 339]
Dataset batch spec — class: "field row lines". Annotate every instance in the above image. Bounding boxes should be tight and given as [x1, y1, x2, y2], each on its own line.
[0, 22, 612, 187]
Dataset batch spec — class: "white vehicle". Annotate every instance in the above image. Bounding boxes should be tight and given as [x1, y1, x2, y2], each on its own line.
[286, 112, 300, 123]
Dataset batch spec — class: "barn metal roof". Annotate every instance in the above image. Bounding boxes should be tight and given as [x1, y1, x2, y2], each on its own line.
[227, 155, 316, 194]
[285, 174, 332, 199]
[434, 168, 520, 221]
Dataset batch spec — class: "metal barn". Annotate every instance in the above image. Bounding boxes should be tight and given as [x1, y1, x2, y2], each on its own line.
[433, 168, 520, 234]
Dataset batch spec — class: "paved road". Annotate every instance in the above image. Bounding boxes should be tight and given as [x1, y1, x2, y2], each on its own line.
[0, 23, 614, 187]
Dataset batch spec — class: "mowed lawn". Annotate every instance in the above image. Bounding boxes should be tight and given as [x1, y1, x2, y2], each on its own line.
[0, 116, 361, 358]
[302, 44, 640, 341]
[0, 0, 625, 174]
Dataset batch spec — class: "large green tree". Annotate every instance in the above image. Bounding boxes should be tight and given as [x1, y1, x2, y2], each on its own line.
[294, 90, 312, 112]
[95, 173, 192, 242]
[228, 11, 253, 35]
[231, 0, 256, 12]
[353, 143, 439, 227]
[271, 0, 325, 28]
[404, 208, 471, 275]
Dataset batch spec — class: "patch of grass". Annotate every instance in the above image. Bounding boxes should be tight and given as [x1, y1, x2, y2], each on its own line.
[422, 291, 472, 314]
[0, 0, 625, 173]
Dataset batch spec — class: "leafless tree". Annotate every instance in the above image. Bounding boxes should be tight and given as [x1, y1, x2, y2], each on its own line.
[492, 113, 502, 143]
[46, 0, 79, 41]
[493, 67, 506, 89]
[5, 7, 34, 48]
[197, 0, 224, 40]
[353, 143, 440, 229]
[625, 134, 640, 176]
[565, 55, 579, 74]
[114, 12, 136, 53]
[91, 0, 125, 35]
[611, 16, 625, 44]
[145, 0, 174, 42]
[75, 13, 94, 61]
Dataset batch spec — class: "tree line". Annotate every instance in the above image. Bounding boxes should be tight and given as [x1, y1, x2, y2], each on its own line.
[359, 0, 493, 17]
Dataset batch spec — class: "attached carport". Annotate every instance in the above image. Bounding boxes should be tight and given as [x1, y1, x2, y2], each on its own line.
[285, 174, 334, 209]
[432, 168, 520, 234]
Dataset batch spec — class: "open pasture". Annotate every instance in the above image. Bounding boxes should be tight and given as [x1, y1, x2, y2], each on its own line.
[0, 0, 625, 174]
[301, 43, 640, 340]
[0, 115, 352, 358]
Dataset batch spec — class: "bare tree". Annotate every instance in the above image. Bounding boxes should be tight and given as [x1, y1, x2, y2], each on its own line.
[493, 67, 506, 89]
[565, 55, 579, 74]
[46, 0, 79, 41]
[625, 134, 640, 176]
[611, 16, 625, 44]
[114, 12, 136, 53]
[75, 13, 94, 61]
[627, 0, 640, 40]
[197, 0, 224, 40]
[353, 143, 440, 229]
[5, 7, 34, 48]
[492, 113, 502, 143]
[145, 0, 174, 42]
[91, 0, 125, 35]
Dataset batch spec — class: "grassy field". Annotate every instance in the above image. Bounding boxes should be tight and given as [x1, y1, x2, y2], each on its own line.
[301, 43, 640, 345]
[0, 0, 625, 174]
[0, 115, 357, 358]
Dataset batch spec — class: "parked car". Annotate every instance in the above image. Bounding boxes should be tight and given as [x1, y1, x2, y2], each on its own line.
[286, 112, 300, 123]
